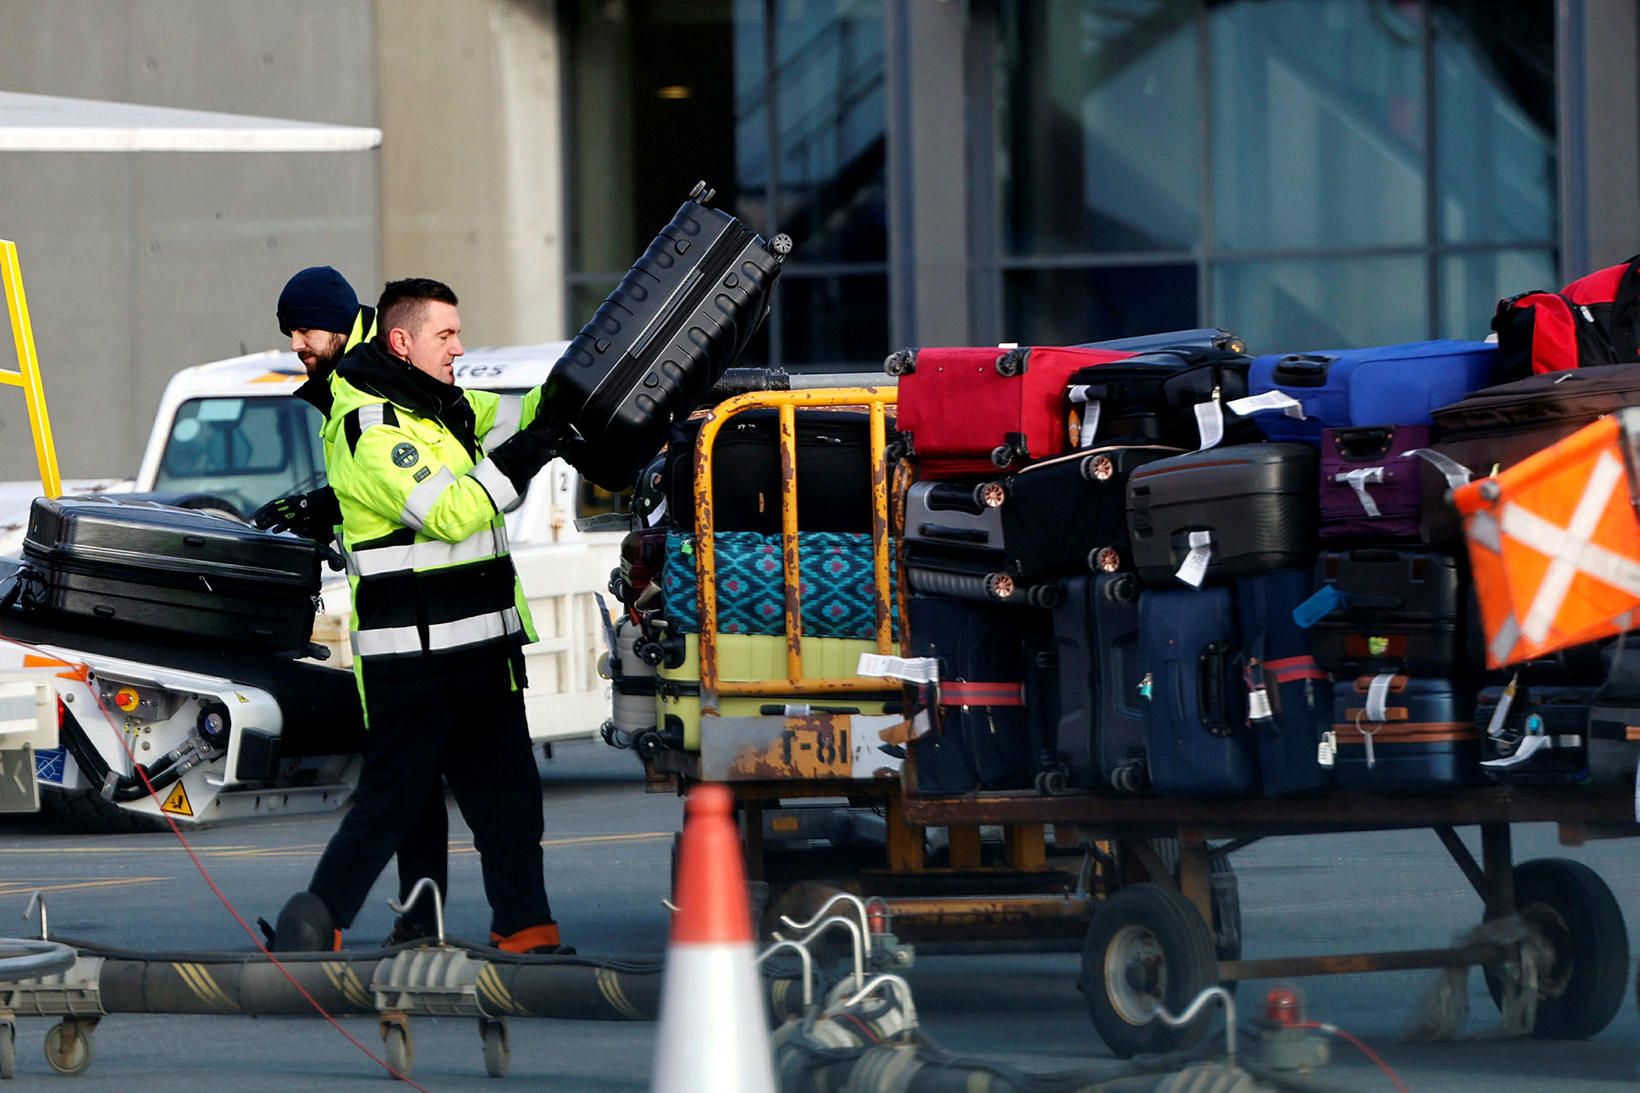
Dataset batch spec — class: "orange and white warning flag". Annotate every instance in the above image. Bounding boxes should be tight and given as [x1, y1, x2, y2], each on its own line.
[1453, 409, 1640, 667]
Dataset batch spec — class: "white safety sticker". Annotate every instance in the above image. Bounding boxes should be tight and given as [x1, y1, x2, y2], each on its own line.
[1226, 391, 1307, 419]
[1194, 400, 1224, 451]
[1175, 531, 1213, 588]
[857, 653, 939, 685]
[1335, 467, 1385, 517]
[1364, 673, 1395, 723]
[1068, 386, 1102, 448]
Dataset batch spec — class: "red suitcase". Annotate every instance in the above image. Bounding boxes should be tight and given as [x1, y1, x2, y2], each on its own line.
[886, 345, 1130, 477]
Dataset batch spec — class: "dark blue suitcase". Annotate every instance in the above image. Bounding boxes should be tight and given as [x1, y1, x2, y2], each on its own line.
[1052, 573, 1148, 792]
[909, 595, 1036, 792]
[1476, 685, 1595, 787]
[1235, 570, 1333, 796]
[1244, 340, 1503, 445]
[1139, 587, 1258, 796]
[1332, 675, 1480, 791]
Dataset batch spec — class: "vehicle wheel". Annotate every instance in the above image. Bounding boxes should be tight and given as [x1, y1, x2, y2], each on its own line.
[382, 1022, 413, 1077]
[40, 787, 168, 833]
[1079, 884, 1218, 1058]
[1484, 858, 1629, 1039]
[0, 1021, 14, 1079]
[1143, 839, 1242, 970]
[480, 1019, 509, 1078]
[43, 1022, 93, 1077]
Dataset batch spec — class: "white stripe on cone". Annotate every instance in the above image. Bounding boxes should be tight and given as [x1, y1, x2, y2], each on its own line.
[650, 942, 776, 1092]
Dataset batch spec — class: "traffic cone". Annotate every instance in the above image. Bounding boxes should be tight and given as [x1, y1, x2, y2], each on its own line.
[651, 783, 776, 1093]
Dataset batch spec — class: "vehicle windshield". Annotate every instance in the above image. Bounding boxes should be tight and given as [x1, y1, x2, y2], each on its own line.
[152, 396, 325, 516]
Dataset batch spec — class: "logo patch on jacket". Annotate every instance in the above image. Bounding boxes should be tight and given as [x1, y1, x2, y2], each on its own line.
[392, 442, 420, 469]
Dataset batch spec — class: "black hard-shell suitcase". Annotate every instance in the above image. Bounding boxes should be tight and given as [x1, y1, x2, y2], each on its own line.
[993, 444, 1181, 580]
[1586, 636, 1640, 787]
[1052, 573, 1148, 792]
[908, 595, 1037, 791]
[664, 408, 874, 533]
[903, 480, 1005, 564]
[1126, 444, 1319, 588]
[18, 496, 321, 653]
[547, 182, 789, 491]
[1236, 569, 1333, 796]
[1139, 586, 1259, 796]
[1307, 550, 1462, 677]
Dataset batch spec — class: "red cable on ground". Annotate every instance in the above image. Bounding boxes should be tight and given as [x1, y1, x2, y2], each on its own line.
[1297, 1021, 1410, 1093]
[85, 686, 430, 1091]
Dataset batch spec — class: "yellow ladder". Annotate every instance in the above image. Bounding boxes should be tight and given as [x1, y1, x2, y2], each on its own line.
[0, 241, 62, 498]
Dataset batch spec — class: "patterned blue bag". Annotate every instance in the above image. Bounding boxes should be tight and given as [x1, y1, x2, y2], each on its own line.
[662, 530, 897, 640]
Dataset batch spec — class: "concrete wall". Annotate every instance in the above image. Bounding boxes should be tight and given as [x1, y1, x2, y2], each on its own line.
[374, 0, 567, 349]
[0, 0, 378, 481]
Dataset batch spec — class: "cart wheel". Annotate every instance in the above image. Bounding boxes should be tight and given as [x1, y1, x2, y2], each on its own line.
[1078, 883, 1218, 1057]
[0, 1021, 14, 1079]
[1141, 840, 1242, 973]
[1484, 858, 1628, 1039]
[43, 1021, 93, 1077]
[382, 1021, 413, 1077]
[480, 1018, 509, 1078]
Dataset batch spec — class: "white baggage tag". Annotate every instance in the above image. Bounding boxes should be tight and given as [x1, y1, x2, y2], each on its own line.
[1194, 400, 1224, 451]
[591, 592, 619, 660]
[1485, 674, 1519, 739]
[1364, 672, 1395, 723]
[1068, 386, 1102, 448]
[1404, 448, 1473, 492]
[1226, 391, 1307, 419]
[1335, 467, 1385, 517]
[1482, 733, 1553, 769]
[911, 709, 934, 740]
[857, 653, 940, 685]
[1175, 531, 1213, 588]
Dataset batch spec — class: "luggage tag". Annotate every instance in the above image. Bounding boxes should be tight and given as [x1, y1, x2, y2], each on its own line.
[857, 653, 940, 686]
[1175, 531, 1213, 588]
[1404, 448, 1473, 494]
[1225, 391, 1308, 420]
[1067, 385, 1102, 448]
[1292, 584, 1345, 629]
[1194, 398, 1224, 451]
[1482, 732, 1553, 769]
[1485, 673, 1520, 740]
[1334, 467, 1385, 517]
[591, 592, 619, 661]
[1357, 672, 1397, 769]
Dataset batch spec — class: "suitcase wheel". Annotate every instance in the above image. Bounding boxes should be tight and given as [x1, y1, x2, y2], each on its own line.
[990, 444, 1018, 470]
[688, 179, 716, 204]
[1034, 768, 1070, 796]
[1089, 547, 1123, 574]
[1082, 454, 1117, 482]
[1027, 584, 1062, 610]
[975, 482, 1006, 509]
[770, 233, 793, 261]
[994, 350, 1025, 377]
[984, 572, 1017, 601]
[884, 348, 916, 376]
[1103, 573, 1139, 605]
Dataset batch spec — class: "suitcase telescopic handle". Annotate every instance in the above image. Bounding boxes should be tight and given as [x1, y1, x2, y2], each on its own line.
[916, 523, 990, 545]
[1274, 353, 1337, 387]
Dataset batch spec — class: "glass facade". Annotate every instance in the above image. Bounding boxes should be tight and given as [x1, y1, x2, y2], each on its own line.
[563, 0, 887, 370]
[564, 0, 1558, 369]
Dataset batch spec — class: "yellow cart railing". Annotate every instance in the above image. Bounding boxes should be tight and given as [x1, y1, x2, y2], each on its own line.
[0, 241, 62, 498]
[692, 387, 898, 714]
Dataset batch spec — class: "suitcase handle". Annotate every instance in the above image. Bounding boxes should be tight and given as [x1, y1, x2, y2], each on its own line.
[1198, 640, 1235, 737]
[915, 522, 991, 545]
[1274, 354, 1338, 387]
[1331, 427, 1394, 460]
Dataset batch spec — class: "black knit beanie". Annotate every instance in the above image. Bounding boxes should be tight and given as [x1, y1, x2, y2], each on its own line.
[277, 266, 359, 336]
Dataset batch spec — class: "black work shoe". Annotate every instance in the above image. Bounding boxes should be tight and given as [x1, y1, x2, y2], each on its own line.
[382, 916, 429, 948]
[271, 891, 341, 953]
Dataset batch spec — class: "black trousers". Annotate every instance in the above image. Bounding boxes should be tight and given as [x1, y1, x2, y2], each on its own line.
[309, 648, 552, 936]
[395, 779, 448, 932]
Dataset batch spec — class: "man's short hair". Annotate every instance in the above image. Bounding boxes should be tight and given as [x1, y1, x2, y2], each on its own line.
[377, 278, 459, 337]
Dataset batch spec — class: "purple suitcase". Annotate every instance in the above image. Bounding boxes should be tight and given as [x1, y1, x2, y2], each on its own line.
[1318, 425, 1428, 541]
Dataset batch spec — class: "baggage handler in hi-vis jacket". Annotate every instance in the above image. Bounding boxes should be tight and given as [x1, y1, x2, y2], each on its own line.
[253, 266, 451, 949]
[271, 277, 577, 954]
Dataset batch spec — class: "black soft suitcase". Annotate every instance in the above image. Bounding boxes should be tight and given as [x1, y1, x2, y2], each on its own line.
[1477, 685, 1596, 787]
[1586, 636, 1640, 787]
[1307, 550, 1462, 677]
[1139, 586, 1259, 796]
[993, 444, 1180, 580]
[1126, 444, 1319, 588]
[1065, 347, 1260, 450]
[1052, 573, 1148, 792]
[547, 182, 790, 491]
[664, 408, 875, 533]
[19, 497, 321, 652]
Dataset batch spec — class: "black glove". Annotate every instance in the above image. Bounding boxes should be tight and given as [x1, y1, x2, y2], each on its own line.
[251, 486, 342, 540]
[488, 417, 580, 495]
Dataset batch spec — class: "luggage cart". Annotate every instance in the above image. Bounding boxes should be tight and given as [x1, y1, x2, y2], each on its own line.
[901, 785, 1638, 1056]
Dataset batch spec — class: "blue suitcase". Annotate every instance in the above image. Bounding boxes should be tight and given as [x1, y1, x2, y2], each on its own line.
[1243, 340, 1504, 445]
[1053, 573, 1148, 792]
[1139, 587, 1259, 796]
[1332, 675, 1480, 792]
[1235, 570, 1333, 796]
